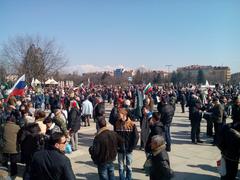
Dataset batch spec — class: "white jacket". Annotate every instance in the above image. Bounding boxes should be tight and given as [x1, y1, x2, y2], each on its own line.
[81, 99, 93, 116]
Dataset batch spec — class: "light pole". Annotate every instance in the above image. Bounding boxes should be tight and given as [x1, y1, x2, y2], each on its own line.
[165, 65, 173, 83]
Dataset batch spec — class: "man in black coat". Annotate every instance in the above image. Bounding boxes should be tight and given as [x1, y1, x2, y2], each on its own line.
[179, 91, 186, 113]
[190, 97, 203, 144]
[210, 97, 223, 145]
[157, 97, 174, 152]
[231, 97, 240, 125]
[89, 117, 121, 180]
[188, 93, 198, 121]
[30, 132, 75, 180]
[217, 123, 240, 180]
[93, 100, 105, 132]
[109, 100, 121, 130]
[68, 101, 81, 151]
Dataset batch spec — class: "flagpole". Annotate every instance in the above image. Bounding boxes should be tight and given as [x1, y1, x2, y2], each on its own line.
[165, 65, 172, 84]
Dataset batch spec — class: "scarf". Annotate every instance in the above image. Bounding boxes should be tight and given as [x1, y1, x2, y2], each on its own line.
[97, 127, 109, 136]
[152, 144, 166, 156]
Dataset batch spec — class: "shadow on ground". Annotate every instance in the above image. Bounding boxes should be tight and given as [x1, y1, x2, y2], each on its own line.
[75, 160, 144, 180]
[76, 172, 98, 180]
[171, 129, 216, 147]
[78, 132, 94, 147]
[172, 171, 219, 180]
[173, 115, 189, 118]
[188, 164, 240, 179]
[172, 122, 190, 128]
[171, 130, 192, 145]
[75, 160, 96, 168]
[188, 164, 218, 174]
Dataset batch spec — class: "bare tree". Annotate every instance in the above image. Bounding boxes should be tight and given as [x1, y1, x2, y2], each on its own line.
[133, 70, 144, 84]
[0, 63, 7, 82]
[101, 72, 113, 85]
[1, 35, 67, 82]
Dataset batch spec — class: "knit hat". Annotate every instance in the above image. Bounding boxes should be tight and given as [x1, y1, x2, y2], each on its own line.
[117, 98, 124, 105]
[71, 101, 77, 108]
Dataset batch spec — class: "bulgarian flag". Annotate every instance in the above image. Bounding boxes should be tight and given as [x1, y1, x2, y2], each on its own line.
[143, 82, 153, 94]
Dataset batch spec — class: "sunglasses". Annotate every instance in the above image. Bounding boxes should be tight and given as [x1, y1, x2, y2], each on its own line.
[59, 140, 67, 145]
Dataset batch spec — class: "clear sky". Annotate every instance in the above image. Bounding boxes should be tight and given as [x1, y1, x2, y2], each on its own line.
[1, 0, 240, 73]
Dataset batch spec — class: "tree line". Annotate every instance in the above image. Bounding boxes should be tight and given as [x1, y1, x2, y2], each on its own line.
[0, 35, 206, 86]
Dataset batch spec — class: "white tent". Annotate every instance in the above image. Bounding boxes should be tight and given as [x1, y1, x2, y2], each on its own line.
[31, 78, 42, 87]
[34, 79, 41, 84]
[45, 78, 58, 85]
[200, 80, 215, 89]
[31, 78, 35, 87]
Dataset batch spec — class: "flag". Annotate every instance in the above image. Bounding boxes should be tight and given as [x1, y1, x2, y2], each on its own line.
[90, 82, 94, 89]
[8, 74, 26, 97]
[1, 82, 8, 90]
[79, 82, 86, 93]
[143, 82, 153, 94]
[87, 78, 90, 88]
[79, 82, 84, 88]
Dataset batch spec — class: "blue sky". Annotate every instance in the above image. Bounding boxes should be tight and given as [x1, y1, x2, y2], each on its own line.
[1, 0, 240, 73]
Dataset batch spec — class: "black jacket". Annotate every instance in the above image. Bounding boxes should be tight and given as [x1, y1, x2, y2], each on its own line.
[150, 150, 174, 180]
[67, 108, 81, 133]
[210, 104, 223, 124]
[93, 102, 105, 118]
[109, 106, 118, 128]
[158, 104, 174, 125]
[30, 146, 75, 180]
[17, 123, 45, 165]
[218, 123, 240, 162]
[188, 98, 195, 120]
[89, 128, 121, 165]
[192, 105, 202, 123]
[49, 96, 60, 111]
[179, 93, 186, 105]
[231, 104, 240, 124]
[145, 121, 165, 153]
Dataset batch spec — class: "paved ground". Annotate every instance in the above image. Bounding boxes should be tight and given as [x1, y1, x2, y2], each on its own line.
[14, 103, 239, 179]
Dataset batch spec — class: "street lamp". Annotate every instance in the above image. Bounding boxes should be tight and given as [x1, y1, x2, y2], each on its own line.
[165, 65, 173, 83]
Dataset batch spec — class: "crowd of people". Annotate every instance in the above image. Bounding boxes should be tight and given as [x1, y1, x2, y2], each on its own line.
[0, 83, 239, 180]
